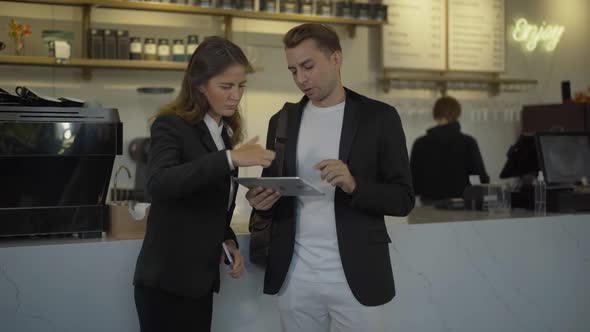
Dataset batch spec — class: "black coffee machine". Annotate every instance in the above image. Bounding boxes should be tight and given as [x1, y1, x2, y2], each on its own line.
[0, 105, 122, 238]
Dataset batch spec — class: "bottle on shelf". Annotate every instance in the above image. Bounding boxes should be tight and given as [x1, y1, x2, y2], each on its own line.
[172, 39, 186, 62]
[316, 0, 332, 16]
[334, 0, 352, 18]
[199, 0, 212, 8]
[260, 0, 276, 12]
[186, 35, 199, 58]
[143, 38, 157, 61]
[534, 170, 547, 216]
[103, 29, 117, 59]
[116, 30, 130, 60]
[301, 0, 313, 15]
[129, 37, 143, 60]
[375, 4, 387, 21]
[218, 0, 235, 9]
[88, 29, 104, 59]
[239, 0, 254, 11]
[157, 38, 171, 61]
[281, 0, 299, 14]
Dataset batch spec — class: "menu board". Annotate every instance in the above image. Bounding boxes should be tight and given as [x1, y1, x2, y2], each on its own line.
[382, 0, 446, 70]
[448, 0, 505, 72]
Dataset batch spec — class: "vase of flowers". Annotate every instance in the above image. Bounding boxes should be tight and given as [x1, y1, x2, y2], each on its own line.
[8, 19, 32, 56]
[573, 88, 590, 103]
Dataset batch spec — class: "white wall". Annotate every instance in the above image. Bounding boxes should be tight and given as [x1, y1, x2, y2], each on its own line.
[1, 0, 589, 224]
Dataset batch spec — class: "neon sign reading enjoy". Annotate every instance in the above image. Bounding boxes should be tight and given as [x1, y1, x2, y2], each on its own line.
[512, 18, 564, 52]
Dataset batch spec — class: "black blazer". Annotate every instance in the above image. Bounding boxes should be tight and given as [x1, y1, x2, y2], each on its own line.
[133, 113, 238, 298]
[256, 88, 414, 306]
[410, 121, 490, 201]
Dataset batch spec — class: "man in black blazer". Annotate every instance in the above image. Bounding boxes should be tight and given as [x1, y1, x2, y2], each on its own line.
[247, 24, 414, 331]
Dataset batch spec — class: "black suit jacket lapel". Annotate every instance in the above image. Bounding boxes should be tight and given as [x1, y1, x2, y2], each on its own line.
[222, 127, 239, 178]
[284, 98, 306, 176]
[196, 120, 219, 153]
[221, 127, 232, 150]
[339, 88, 359, 163]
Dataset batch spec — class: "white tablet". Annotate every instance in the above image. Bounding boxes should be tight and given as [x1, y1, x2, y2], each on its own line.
[234, 177, 325, 196]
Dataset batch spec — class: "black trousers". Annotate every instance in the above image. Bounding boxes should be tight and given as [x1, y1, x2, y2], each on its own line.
[134, 284, 213, 332]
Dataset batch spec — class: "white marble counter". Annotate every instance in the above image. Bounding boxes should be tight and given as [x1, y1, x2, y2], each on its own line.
[1, 212, 589, 332]
[399, 206, 561, 224]
[0, 207, 572, 249]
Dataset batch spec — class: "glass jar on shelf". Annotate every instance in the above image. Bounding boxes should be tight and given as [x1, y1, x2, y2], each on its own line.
[238, 0, 254, 10]
[157, 38, 171, 62]
[143, 38, 157, 61]
[218, 0, 234, 9]
[172, 39, 186, 62]
[301, 0, 313, 15]
[186, 35, 199, 57]
[316, 0, 332, 16]
[281, 0, 299, 13]
[260, 0, 276, 12]
[129, 37, 142, 60]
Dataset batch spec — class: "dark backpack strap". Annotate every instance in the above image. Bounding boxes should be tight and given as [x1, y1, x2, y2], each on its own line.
[274, 107, 289, 177]
[248, 106, 291, 267]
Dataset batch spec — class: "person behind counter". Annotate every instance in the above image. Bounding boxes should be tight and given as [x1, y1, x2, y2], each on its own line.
[410, 96, 490, 204]
[132, 36, 276, 332]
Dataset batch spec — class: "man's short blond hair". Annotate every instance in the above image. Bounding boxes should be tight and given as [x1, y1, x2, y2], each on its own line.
[282, 23, 342, 56]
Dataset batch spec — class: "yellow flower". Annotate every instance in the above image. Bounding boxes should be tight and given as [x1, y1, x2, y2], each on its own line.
[7, 19, 31, 40]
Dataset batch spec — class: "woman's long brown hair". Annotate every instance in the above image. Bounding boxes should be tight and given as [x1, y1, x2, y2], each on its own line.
[154, 36, 250, 145]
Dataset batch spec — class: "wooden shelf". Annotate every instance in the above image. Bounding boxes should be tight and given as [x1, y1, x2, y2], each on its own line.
[13, 0, 383, 26]
[8, 0, 87, 5]
[0, 55, 188, 70]
[0, 55, 262, 74]
[228, 10, 382, 26]
[382, 75, 538, 85]
[380, 74, 538, 95]
[1, 0, 373, 75]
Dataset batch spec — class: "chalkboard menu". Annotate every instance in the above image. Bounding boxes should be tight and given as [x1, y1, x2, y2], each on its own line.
[382, 0, 446, 70]
[382, 0, 505, 73]
[448, 0, 505, 72]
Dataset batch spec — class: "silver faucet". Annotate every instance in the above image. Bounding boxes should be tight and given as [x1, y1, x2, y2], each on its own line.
[113, 165, 132, 204]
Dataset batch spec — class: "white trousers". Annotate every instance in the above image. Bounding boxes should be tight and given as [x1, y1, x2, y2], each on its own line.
[277, 276, 385, 332]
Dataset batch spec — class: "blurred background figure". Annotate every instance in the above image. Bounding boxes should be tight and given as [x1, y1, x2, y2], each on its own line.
[410, 96, 489, 205]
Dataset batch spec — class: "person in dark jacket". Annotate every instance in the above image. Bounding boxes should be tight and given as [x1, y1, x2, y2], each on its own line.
[410, 96, 490, 204]
[132, 37, 275, 332]
[247, 24, 414, 332]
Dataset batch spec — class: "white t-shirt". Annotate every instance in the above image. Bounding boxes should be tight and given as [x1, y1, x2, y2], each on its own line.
[289, 100, 346, 283]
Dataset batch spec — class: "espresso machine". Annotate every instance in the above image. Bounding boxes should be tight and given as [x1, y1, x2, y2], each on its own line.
[0, 104, 122, 238]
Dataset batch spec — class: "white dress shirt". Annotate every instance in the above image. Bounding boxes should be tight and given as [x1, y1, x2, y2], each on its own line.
[204, 113, 235, 211]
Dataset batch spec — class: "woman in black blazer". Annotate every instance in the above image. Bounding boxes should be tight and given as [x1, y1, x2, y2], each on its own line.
[133, 36, 275, 332]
